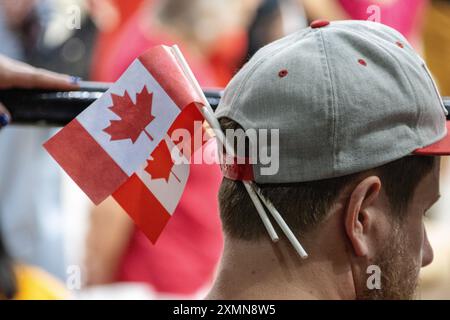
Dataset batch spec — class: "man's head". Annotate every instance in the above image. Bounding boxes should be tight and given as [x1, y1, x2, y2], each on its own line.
[218, 117, 439, 299]
[212, 20, 450, 300]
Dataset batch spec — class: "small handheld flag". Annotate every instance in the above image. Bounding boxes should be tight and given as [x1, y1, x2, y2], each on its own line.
[44, 45, 206, 243]
[44, 45, 203, 205]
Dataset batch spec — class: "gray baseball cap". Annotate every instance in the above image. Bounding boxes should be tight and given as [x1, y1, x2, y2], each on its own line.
[215, 20, 450, 183]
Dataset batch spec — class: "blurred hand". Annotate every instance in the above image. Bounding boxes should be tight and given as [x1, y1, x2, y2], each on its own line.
[0, 55, 79, 90]
[0, 103, 9, 128]
[0, 54, 79, 128]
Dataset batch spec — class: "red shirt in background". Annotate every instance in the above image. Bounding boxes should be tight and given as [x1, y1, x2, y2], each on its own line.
[117, 147, 223, 294]
[90, 9, 224, 295]
[98, 10, 218, 86]
[338, 0, 427, 46]
[208, 30, 248, 87]
[90, 0, 146, 81]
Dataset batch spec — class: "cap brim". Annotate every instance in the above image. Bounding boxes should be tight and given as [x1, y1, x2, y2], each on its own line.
[414, 121, 450, 155]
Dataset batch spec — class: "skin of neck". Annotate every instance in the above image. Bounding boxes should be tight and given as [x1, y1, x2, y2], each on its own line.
[206, 205, 358, 300]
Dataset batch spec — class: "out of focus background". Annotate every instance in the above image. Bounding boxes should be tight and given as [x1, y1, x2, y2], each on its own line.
[0, 0, 449, 300]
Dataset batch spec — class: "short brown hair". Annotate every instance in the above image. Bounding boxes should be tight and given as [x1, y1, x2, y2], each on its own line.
[218, 118, 436, 240]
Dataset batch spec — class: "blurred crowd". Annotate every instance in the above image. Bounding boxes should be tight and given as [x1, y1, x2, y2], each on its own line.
[0, 0, 449, 300]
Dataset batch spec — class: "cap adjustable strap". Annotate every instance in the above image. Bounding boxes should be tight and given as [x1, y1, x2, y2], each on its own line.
[171, 45, 308, 258]
[220, 157, 255, 181]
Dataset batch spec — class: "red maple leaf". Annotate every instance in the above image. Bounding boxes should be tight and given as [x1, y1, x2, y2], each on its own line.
[103, 86, 155, 143]
[145, 141, 180, 183]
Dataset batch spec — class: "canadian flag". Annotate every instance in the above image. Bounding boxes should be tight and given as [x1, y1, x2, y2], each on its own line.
[112, 102, 205, 243]
[44, 46, 203, 205]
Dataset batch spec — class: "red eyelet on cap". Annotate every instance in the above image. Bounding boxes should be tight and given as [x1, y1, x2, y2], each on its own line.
[278, 69, 288, 78]
[310, 20, 330, 29]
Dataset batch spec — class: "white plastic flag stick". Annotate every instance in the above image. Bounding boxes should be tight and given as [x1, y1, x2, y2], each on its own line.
[199, 107, 279, 242]
[252, 182, 308, 258]
[171, 45, 279, 242]
[243, 182, 280, 242]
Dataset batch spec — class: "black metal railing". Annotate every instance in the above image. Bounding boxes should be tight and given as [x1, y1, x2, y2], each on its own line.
[0, 82, 223, 126]
[0, 82, 449, 126]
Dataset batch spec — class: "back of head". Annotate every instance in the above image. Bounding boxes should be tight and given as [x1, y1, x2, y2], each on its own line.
[210, 20, 449, 300]
[218, 119, 436, 242]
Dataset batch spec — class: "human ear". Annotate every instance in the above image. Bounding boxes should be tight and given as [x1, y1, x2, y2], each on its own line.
[344, 176, 382, 258]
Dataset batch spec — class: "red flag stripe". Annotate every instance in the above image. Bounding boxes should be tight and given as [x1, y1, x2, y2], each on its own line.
[113, 174, 171, 244]
[112, 104, 201, 243]
[167, 102, 205, 158]
[138, 46, 203, 111]
[44, 120, 129, 204]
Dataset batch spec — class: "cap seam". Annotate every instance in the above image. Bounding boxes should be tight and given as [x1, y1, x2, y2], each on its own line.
[227, 59, 267, 120]
[334, 27, 425, 145]
[316, 29, 338, 176]
[421, 62, 447, 116]
[415, 126, 447, 151]
[379, 46, 424, 145]
[227, 32, 313, 121]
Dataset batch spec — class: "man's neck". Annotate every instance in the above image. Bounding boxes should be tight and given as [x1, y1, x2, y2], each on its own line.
[206, 236, 356, 300]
